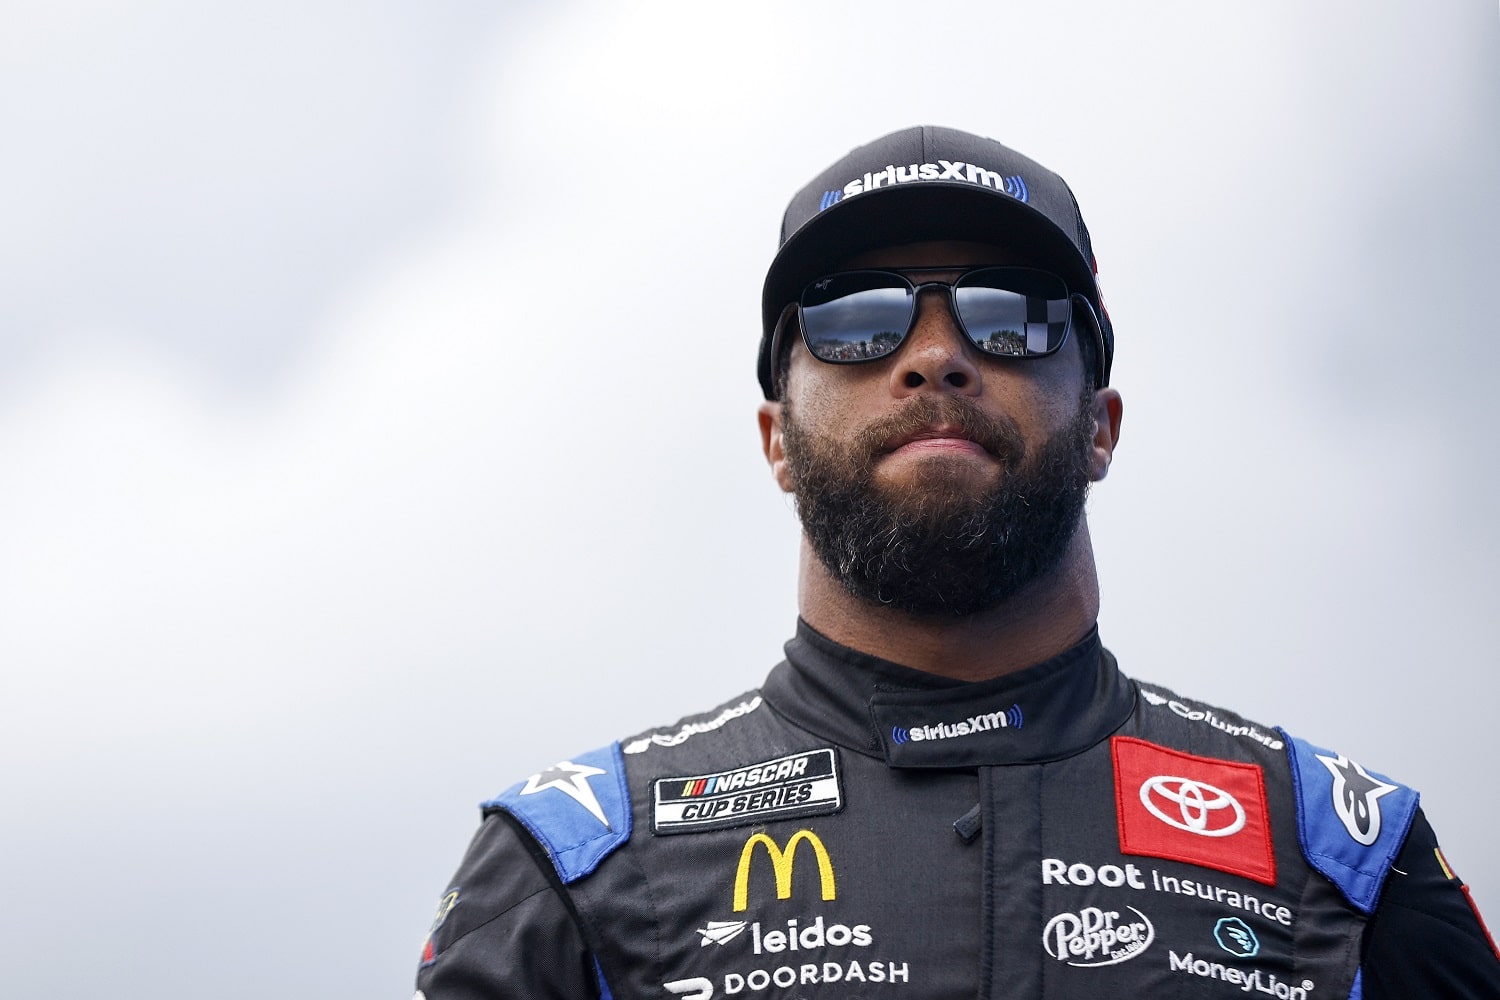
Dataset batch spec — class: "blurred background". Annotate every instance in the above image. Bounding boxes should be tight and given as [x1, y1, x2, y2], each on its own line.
[1, 2, 1496, 996]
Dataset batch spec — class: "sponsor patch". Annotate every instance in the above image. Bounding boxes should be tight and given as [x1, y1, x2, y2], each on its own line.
[744, 915, 872, 954]
[832, 160, 1028, 204]
[1042, 906, 1154, 967]
[623, 697, 761, 754]
[1137, 686, 1284, 750]
[1041, 857, 1295, 926]
[1434, 848, 1500, 959]
[484, 743, 632, 884]
[731, 829, 837, 912]
[520, 760, 613, 828]
[1042, 857, 1149, 890]
[1168, 952, 1314, 997]
[698, 920, 749, 946]
[1112, 737, 1276, 886]
[889, 703, 1023, 746]
[653, 749, 842, 835]
[718, 961, 911, 992]
[677, 881, 914, 994]
[1314, 752, 1397, 847]
[1284, 734, 1417, 914]
[1214, 916, 1259, 958]
[418, 888, 459, 967]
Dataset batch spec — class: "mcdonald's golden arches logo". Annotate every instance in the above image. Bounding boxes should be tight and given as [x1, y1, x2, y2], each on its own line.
[732, 829, 837, 912]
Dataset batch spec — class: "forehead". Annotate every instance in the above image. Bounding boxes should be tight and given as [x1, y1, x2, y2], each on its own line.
[835, 239, 1030, 272]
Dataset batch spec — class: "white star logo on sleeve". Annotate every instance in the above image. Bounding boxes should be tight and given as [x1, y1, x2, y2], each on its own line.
[519, 760, 612, 828]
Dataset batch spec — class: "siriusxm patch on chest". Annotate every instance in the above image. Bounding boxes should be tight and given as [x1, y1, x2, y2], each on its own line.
[652, 748, 843, 835]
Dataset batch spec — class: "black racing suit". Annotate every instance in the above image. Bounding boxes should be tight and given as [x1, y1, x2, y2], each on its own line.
[415, 623, 1500, 998]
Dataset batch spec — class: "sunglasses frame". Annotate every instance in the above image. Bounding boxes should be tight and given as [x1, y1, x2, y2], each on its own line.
[768, 265, 1106, 391]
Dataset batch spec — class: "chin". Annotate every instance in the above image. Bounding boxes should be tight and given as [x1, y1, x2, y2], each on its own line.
[874, 456, 1003, 497]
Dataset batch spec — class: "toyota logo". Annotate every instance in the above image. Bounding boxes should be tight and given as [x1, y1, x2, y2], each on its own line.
[1139, 775, 1246, 837]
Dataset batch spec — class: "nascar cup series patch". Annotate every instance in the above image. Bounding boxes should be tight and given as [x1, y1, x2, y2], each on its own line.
[652, 748, 843, 835]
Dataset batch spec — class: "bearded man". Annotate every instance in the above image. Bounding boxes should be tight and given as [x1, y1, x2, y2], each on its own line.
[413, 126, 1500, 999]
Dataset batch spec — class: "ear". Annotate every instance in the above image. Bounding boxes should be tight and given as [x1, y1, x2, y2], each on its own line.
[1087, 387, 1123, 481]
[758, 400, 795, 493]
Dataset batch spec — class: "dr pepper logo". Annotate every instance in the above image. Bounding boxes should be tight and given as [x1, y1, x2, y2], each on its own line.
[1111, 737, 1276, 885]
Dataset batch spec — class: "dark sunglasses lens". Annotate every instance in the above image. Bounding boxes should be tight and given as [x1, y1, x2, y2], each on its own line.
[954, 269, 1071, 357]
[800, 272, 913, 363]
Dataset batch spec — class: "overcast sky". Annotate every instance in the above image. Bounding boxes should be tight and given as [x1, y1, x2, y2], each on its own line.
[2, 3, 1497, 997]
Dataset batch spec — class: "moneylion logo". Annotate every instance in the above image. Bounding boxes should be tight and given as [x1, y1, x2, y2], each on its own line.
[732, 830, 836, 913]
[890, 704, 1022, 745]
[1169, 952, 1314, 998]
[1214, 916, 1260, 958]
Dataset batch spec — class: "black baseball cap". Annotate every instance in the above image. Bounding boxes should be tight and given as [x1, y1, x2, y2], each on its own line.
[758, 125, 1113, 398]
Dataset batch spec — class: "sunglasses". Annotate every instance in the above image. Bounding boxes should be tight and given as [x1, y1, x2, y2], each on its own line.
[775, 266, 1100, 383]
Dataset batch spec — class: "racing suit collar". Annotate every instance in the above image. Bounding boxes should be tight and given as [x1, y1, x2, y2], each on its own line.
[764, 619, 1134, 768]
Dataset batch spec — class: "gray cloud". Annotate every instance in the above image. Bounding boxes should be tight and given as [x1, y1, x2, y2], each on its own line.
[0, 1, 510, 394]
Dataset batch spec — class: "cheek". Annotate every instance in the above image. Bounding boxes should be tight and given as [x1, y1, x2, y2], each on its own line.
[1015, 352, 1089, 423]
[1029, 391, 1087, 443]
[786, 367, 849, 432]
[788, 355, 891, 425]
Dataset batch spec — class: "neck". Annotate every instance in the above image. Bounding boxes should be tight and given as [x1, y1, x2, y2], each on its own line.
[795, 521, 1102, 682]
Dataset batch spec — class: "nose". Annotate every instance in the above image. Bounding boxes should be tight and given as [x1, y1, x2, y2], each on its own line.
[889, 286, 982, 397]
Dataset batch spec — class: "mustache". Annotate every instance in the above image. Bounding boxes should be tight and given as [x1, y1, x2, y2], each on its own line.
[851, 396, 1025, 469]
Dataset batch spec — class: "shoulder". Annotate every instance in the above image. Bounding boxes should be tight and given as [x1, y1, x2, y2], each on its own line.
[1129, 678, 1287, 756]
[1119, 675, 1497, 994]
[1361, 808, 1500, 996]
[416, 810, 599, 994]
[1278, 729, 1420, 913]
[619, 689, 768, 757]
[415, 691, 771, 992]
[483, 743, 634, 884]
[482, 689, 769, 883]
[1126, 676, 1421, 914]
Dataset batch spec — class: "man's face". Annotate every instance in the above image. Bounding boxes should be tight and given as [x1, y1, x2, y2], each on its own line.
[764, 240, 1114, 616]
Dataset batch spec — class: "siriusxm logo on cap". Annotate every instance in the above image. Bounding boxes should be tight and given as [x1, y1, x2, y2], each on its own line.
[890, 704, 1024, 745]
[825, 160, 1028, 210]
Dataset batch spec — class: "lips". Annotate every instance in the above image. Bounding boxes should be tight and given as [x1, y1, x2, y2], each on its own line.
[880, 424, 992, 457]
[853, 396, 1025, 471]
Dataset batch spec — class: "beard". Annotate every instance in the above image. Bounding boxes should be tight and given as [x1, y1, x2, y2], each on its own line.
[782, 392, 1097, 617]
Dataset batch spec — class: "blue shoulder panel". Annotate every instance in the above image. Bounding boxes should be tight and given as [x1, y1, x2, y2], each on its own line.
[1281, 731, 1419, 914]
[482, 742, 632, 884]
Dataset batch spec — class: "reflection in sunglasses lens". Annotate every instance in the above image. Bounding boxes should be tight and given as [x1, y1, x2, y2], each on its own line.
[956, 287, 1028, 356]
[802, 278, 912, 363]
[957, 270, 1070, 357]
[799, 268, 1071, 365]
